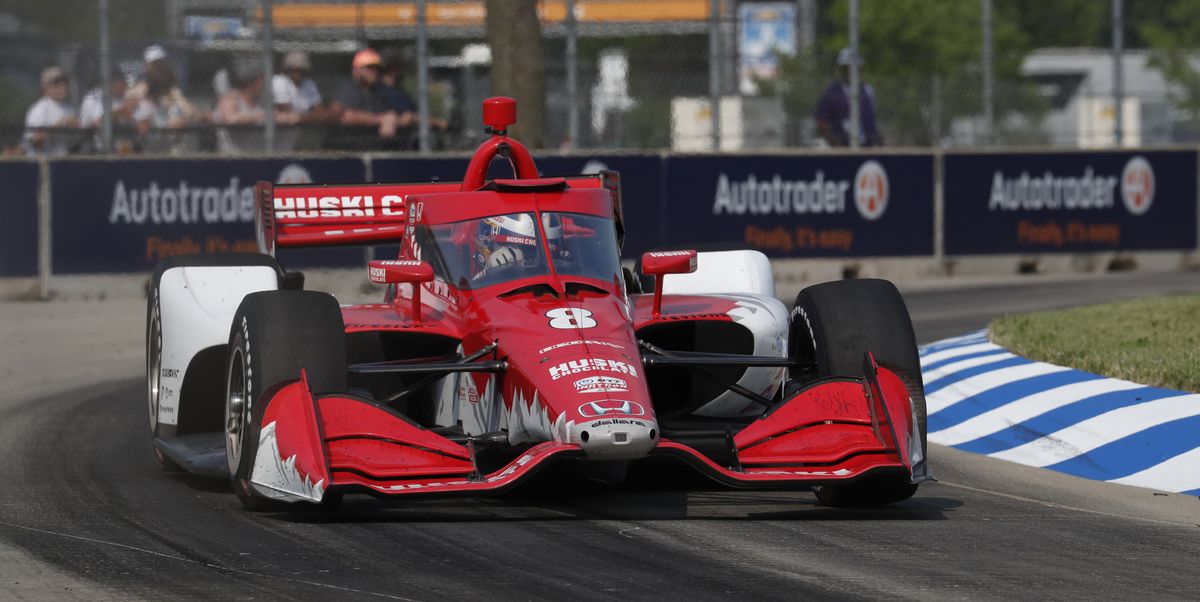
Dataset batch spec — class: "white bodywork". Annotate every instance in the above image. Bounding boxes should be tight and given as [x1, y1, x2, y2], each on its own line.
[156, 265, 278, 426]
[662, 251, 788, 417]
[661, 250, 774, 296]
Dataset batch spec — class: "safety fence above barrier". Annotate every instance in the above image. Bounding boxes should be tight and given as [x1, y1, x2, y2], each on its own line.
[1, 148, 1197, 284]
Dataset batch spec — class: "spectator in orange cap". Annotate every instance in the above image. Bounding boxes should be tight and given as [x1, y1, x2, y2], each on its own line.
[331, 48, 409, 146]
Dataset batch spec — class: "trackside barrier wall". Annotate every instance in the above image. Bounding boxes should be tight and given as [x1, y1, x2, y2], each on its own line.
[0, 160, 41, 278]
[7, 148, 1200, 296]
[943, 150, 1198, 255]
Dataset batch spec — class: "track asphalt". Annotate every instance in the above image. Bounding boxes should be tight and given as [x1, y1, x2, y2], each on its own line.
[2, 270, 1199, 600]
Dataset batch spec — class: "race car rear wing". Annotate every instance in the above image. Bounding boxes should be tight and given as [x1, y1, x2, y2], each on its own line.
[253, 171, 624, 254]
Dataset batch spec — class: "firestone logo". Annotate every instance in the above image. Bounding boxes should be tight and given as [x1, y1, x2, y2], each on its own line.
[578, 400, 645, 418]
[1121, 156, 1154, 216]
[854, 160, 889, 220]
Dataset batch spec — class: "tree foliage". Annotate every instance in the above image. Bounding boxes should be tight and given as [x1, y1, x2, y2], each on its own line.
[1140, 0, 1200, 125]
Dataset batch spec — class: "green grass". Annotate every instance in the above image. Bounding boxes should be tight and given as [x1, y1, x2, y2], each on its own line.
[989, 294, 1200, 393]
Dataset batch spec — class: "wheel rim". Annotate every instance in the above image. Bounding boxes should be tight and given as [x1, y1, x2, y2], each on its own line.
[225, 347, 247, 475]
[147, 306, 161, 432]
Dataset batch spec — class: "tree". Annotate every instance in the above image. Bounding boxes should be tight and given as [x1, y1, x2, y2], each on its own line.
[1141, 0, 1200, 128]
[485, 0, 545, 147]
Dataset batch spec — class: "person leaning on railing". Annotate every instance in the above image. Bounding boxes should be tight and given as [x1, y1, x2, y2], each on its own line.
[214, 62, 301, 154]
[23, 66, 79, 156]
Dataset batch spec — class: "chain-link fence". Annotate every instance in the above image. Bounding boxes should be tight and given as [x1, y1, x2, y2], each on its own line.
[2, 0, 1197, 157]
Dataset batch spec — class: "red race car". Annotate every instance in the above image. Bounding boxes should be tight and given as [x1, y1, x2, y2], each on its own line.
[146, 97, 930, 510]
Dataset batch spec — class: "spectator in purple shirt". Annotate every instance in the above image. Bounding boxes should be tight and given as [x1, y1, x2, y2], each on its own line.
[814, 48, 882, 147]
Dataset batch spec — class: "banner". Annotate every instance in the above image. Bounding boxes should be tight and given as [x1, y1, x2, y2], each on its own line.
[50, 158, 366, 274]
[0, 161, 40, 277]
[944, 150, 1198, 255]
[660, 154, 935, 257]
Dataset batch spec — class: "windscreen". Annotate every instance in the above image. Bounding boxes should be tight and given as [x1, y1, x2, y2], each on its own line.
[414, 211, 620, 291]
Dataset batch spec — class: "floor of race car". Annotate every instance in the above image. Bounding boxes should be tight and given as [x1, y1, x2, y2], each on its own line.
[1, 270, 1198, 600]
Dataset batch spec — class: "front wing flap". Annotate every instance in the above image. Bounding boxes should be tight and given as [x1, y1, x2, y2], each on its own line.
[249, 356, 927, 503]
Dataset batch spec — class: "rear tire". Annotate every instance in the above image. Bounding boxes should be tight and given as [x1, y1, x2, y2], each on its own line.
[790, 279, 926, 507]
[225, 290, 347, 511]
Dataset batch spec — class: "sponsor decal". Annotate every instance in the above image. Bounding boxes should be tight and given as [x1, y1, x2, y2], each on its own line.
[578, 399, 646, 418]
[272, 194, 405, 219]
[368, 266, 387, 283]
[712, 172, 849, 216]
[988, 168, 1118, 212]
[646, 250, 692, 257]
[854, 160, 889, 220]
[109, 165, 314, 227]
[1121, 156, 1154, 216]
[537, 339, 625, 355]
[588, 418, 647, 428]
[550, 358, 638, 380]
[574, 376, 627, 394]
[377, 259, 423, 266]
[546, 307, 596, 329]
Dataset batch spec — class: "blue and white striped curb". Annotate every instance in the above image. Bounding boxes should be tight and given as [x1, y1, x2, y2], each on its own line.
[920, 330, 1200, 496]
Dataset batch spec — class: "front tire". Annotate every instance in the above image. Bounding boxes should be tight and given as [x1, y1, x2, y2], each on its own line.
[790, 278, 926, 507]
[225, 290, 347, 510]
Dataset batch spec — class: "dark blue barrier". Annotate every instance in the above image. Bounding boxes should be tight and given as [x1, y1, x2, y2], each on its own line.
[51, 158, 366, 274]
[0, 161, 40, 277]
[944, 150, 1198, 255]
[372, 153, 665, 258]
[660, 154, 935, 257]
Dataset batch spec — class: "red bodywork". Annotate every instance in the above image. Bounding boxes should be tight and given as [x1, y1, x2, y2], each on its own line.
[246, 98, 925, 503]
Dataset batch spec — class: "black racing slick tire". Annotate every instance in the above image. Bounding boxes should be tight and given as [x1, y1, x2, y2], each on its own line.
[225, 290, 347, 511]
[789, 278, 926, 508]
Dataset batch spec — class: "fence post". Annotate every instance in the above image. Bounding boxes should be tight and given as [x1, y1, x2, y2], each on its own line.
[417, 0, 431, 154]
[37, 158, 52, 300]
[981, 0, 993, 146]
[262, 0, 275, 153]
[708, 0, 721, 151]
[848, 0, 860, 150]
[1112, 0, 1124, 147]
[565, 0, 579, 149]
[99, 0, 112, 153]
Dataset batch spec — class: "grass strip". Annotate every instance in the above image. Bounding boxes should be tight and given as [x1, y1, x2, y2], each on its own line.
[989, 293, 1200, 393]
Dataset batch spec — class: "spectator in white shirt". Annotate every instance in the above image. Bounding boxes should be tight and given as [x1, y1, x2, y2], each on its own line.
[273, 51, 322, 115]
[23, 67, 79, 156]
[79, 67, 135, 128]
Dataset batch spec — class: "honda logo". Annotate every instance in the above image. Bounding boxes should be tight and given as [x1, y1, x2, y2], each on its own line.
[578, 400, 645, 418]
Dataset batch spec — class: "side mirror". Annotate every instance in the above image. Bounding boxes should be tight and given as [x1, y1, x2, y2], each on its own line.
[369, 260, 434, 322]
[640, 250, 697, 319]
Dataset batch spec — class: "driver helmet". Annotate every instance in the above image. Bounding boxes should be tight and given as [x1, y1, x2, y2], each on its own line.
[475, 214, 560, 273]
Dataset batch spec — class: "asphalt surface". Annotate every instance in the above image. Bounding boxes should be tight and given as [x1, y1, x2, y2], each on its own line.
[2, 270, 1200, 601]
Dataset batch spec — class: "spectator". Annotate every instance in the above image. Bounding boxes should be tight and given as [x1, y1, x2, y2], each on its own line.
[273, 51, 322, 116]
[23, 66, 79, 156]
[79, 67, 138, 152]
[332, 49, 406, 147]
[131, 45, 199, 130]
[814, 48, 883, 147]
[380, 47, 448, 131]
[214, 62, 299, 153]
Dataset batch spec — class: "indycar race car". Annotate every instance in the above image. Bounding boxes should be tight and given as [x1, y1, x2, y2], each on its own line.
[146, 97, 931, 510]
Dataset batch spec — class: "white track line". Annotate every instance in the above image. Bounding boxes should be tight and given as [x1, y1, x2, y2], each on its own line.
[1109, 446, 1200, 493]
[990, 394, 1200, 467]
[919, 330, 987, 352]
[926, 362, 1071, 414]
[930, 378, 1146, 446]
[923, 352, 1015, 387]
[919, 342, 1003, 368]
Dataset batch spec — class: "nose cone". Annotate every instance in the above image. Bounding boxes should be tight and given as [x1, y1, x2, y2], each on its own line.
[571, 399, 658, 460]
